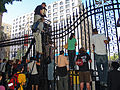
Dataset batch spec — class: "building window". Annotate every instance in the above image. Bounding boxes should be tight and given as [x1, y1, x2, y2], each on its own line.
[23, 20, 25, 22]
[60, 6, 64, 10]
[48, 10, 51, 13]
[66, 14, 70, 18]
[23, 16, 25, 18]
[60, 20, 64, 25]
[60, 10, 64, 14]
[66, 9, 70, 13]
[48, 5, 51, 9]
[72, 3, 74, 6]
[31, 13, 33, 16]
[53, 17, 58, 21]
[30, 21, 33, 23]
[16, 18, 18, 21]
[66, 4, 70, 8]
[60, 15, 63, 20]
[66, 0, 70, 4]
[60, 1, 63, 5]
[53, 3, 58, 8]
[53, 12, 57, 16]
[48, 14, 51, 17]
[19, 21, 21, 23]
[53, 8, 57, 12]
[72, 7, 75, 11]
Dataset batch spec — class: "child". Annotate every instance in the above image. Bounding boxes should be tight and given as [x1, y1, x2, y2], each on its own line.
[76, 47, 92, 90]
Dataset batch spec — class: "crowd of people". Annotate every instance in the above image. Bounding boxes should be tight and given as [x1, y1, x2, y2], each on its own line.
[0, 1, 120, 90]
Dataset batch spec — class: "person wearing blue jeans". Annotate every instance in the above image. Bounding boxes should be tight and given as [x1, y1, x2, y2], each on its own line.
[91, 28, 110, 86]
[95, 53, 108, 85]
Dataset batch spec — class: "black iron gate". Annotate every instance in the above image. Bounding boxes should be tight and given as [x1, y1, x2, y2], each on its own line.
[51, 0, 120, 90]
[0, 0, 120, 90]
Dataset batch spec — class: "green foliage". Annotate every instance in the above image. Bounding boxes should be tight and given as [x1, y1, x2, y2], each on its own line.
[109, 53, 119, 61]
[0, 0, 22, 13]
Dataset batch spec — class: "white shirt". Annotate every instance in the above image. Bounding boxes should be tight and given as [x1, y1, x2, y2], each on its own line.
[28, 60, 38, 75]
[91, 34, 107, 55]
[0, 62, 6, 72]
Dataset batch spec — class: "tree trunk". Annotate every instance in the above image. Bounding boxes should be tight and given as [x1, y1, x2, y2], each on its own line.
[0, 13, 3, 27]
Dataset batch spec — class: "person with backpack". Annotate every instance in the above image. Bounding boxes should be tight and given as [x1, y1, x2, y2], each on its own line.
[32, 2, 47, 58]
[8, 64, 26, 90]
[76, 47, 92, 90]
[27, 57, 40, 90]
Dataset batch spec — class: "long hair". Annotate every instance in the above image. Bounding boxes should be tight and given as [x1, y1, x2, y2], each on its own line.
[69, 33, 75, 40]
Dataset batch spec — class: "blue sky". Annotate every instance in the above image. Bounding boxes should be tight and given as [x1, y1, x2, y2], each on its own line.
[3, 0, 58, 25]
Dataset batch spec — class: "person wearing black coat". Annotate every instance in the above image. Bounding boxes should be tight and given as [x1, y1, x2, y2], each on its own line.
[107, 62, 120, 90]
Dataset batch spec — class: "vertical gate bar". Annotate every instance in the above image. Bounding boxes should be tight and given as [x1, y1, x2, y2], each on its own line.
[61, 22, 64, 50]
[58, 23, 61, 52]
[86, 0, 92, 69]
[64, 20, 67, 54]
[73, 12, 76, 33]
[79, 5, 83, 47]
[116, 0, 120, 17]
[53, 25, 56, 90]
[89, 0, 94, 31]
[76, 9, 80, 50]
[111, 0, 120, 59]
[82, 3, 87, 50]
[70, 15, 72, 34]
[103, 5, 111, 61]
[89, 0, 93, 57]
[93, 0, 97, 28]
[66, 17, 69, 38]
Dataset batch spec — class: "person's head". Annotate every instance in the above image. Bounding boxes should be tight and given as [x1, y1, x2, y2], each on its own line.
[17, 64, 24, 73]
[16, 59, 19, 64]
[79, 47, 86, 54]
[111, 62, 120, 70]
[60, 50, 64, 55]
[3, 59, 6, 63]
[92, 28, 98, 34]
[49, 41, 53, 45]
[30, 57, 36, 62]
[70, 33, 75, 40]
[0, 58, 2, 63]
[41, 2, 46, 7]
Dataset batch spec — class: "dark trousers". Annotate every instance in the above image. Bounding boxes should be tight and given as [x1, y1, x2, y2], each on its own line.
[58, 75, 68, 90]
[68, 50, 76, 69]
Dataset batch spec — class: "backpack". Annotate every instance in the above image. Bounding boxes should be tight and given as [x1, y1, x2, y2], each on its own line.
[8, 73, 20, 90]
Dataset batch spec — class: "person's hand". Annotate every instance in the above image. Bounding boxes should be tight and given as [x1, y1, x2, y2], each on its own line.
[41, 30, 45, 32]
[104, 40, 108, 44]
[89, 60, 92, 63]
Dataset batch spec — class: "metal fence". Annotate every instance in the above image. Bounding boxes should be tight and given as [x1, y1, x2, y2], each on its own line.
[0, 0, 120, 90]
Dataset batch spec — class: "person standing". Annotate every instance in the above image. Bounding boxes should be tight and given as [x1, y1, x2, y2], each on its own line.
[91, 28, 110, 86]
[27, 57, 40, 90]
[45, 41, 57, 90]
[17, 65, 26, 90]
[107, 62, 120, 90]
[33, 2, 46, 57]
[67, 33, 77, 69]
[0, 59, 7, 86]
[55, 50, 69, 90]
[76, 47, 92, 90]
